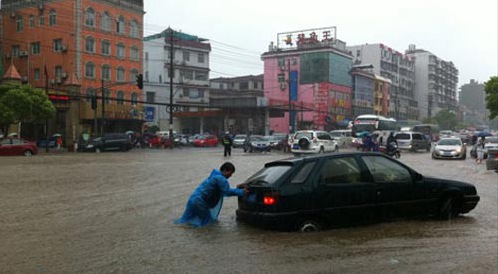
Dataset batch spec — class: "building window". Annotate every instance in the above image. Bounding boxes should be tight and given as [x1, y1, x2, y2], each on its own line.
[159, 75, 162, 83]
[55, 66, 62, 79]
[34, 68, 40, 81]
[116, 43, 125, 59]
[101, 65, 111, 81]
[101, 11, 111, 31]
[104, 90, 111, 104]
[38, 15, 44, 26]
[116, 16, 125, 34]
[130, 69, 138, 83]
[84, 7, 95, 27]
[195, 72, 207, 81]
[130, 20, 139, 38]
[12, 45, 20, 57]
[131, 92, 138, 104]
[130, 47, 139, 61]
[29, 15, 35, 28]
[31, 42, 40, 55]
[183, 51, 190, 61]
[49, 9, 56, 26]
[53, 39, 63, 52]
[116, 67, 125, 82]
[198, 53, 204, 63]
[101, 40, 111, 55]
[85, 37, 95, 53]
[117, 91, 125, 105]
[183, 70, 193, 80]
[16, 16, 23, 32]
[240, 82, 249, 90]
[146, 92, 155, 103]
[85, 62, 95, 78]
[85, 88, 95, 102]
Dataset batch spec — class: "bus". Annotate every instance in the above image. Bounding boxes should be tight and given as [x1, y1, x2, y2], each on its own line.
[351, 114, 398, 143]
[412, 124, 440, 142]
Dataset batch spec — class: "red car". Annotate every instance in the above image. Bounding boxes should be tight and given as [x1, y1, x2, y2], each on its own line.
[192, 135, 219, 147]
[149, 135, 172, 148]
[0, 138, 38, 156]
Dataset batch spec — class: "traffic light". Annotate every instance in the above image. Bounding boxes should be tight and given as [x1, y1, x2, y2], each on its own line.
[91, 96, 97, 110]
[136, 73, 143, 90]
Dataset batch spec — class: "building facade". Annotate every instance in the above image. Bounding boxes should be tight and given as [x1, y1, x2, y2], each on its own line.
[459, 79, 488, 126]
[347, 43, 417, 120]
[143, 28, 214, 134]
[262, 27, 353, 133]
[405, 44, 459, 121]
[0, 0, 144, 144]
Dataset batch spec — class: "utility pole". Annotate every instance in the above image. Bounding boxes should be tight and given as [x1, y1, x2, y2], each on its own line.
[45, 66, 49, 152]
[101, 79, 105, 136]
[288, 59, 293, 134]
[168, 29, 174, 149]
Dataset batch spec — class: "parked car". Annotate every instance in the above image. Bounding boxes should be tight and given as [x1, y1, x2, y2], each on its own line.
[0, 138, 38, 156]
[192, 135, 219, 147]
[267, 134, 287, 150]
[290, 130, 339, 155]
[80, 133, 132, 152]
[236, 152, 480, 232]
[149, 134, 172, 148]
[248, 136, 273, 153]
[232, 134, 247, 148]
[431, 137, 466, 160]
[243, 135, 263, 152]
[329, 129, 353, 148]
[395, 131, 432, 152]
[486, 148, 498, 171]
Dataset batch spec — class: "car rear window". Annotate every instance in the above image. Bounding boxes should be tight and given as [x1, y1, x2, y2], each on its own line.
[395, 133, 410, 140]
[294, 132, 313, 139]
[244, 165, 292, 186]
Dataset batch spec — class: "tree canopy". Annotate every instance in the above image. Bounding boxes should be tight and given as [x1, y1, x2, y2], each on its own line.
[433, 109, 457, 130]
[484, 76, 498, 120]
[0, 82, 55, 133]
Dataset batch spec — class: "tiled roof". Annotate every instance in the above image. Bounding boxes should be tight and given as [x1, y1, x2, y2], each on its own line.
[64, 72, 81, 86]
[3, 63, 21, 80]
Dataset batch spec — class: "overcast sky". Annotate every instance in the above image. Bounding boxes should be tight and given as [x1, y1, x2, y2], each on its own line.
[144, 0, 497, 86]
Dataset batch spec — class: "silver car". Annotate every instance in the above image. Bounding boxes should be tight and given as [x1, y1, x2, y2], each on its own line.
[290, 130, 339, 155]
[432, 137, 466, 160]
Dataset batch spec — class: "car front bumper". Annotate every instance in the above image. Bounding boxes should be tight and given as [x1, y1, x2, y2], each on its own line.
[432, 150, 465, 159]
[460, 195, 480, 213]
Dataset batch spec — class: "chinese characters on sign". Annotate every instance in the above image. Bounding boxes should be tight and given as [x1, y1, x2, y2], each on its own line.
[278, 27, 337, 49]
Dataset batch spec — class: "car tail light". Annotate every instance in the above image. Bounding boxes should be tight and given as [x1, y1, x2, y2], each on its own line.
[263, 192, 279, 205]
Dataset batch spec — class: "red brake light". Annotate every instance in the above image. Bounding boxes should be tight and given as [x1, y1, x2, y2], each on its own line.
[263, 196, 276, 205]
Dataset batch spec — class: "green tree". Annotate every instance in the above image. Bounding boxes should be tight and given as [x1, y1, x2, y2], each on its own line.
[0, 83, 55, 134]
[484, 76, 498, 120]
[433, 109, 457, 130]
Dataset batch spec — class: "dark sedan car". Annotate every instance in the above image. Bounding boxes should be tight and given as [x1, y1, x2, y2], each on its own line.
[236, 152, 480, 232]
[79, 133, 132, 152]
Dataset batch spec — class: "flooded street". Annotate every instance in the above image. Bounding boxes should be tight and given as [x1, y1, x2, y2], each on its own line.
[1, 147, 497, 273]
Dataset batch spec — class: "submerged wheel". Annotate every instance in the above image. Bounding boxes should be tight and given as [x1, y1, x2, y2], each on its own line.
[23, 150, 33, 156]
[438, 196, 459, 220]
[297, 218, 322, 232]
[95, 147, 101, 153]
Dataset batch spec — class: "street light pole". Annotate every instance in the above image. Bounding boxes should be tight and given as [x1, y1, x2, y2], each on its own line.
[101, 79, 105, 136]
[169, 29, 174, 149]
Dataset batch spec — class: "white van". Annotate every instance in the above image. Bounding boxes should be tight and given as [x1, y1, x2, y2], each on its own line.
[329, 129, 352, 148]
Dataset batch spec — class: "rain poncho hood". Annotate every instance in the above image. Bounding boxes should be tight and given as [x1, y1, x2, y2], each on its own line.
[175, 169, 244, 227]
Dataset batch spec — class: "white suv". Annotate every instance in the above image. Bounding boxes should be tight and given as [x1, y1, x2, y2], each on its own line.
[290, 130, 339, 155]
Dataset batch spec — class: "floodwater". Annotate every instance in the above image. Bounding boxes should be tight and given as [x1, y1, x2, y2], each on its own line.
[0, 147, 496, 273]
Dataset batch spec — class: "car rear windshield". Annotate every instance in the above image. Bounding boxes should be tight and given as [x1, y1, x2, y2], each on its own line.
[294, 132, 313, 139]
[244, 165, 292, 186]
[395, 133, 410, 140]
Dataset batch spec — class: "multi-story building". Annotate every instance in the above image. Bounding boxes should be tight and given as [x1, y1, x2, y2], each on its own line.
[0, 0, 144, 144]
[209, 74, 267, 135]
[405, 44, 459, 121]
[350, 66, 391, 118]
[143, 28, 213, 134]
[261, 27, 353, 133]
[347, 43, 417, 120]
[459, 79, 487, 126]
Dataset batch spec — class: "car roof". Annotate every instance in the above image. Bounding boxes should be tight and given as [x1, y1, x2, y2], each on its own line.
[263, 151, 388, 167]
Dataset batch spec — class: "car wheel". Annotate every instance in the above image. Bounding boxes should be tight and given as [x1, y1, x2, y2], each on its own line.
[334, 145, 339, 153]
[297, 218, 322, 232]
[395, 151, 401, 159]
[23, 150, 33, 156]
[438, 196, 459, 220]
[319, 147, 324, 153]
[95, 147, 101, 153]
[411, 145, 418, 152]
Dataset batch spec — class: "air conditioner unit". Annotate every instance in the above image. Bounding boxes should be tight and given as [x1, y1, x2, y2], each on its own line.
[5, 53, 11, 59]
[280, 82, 286, 90]
[10, 12, 16, 19]
[280, 66, 286, 71]
[19, 51, 28, 57]
[61, 46, 67, 52]
[38, 3, 44, 11]
[22, 76, 28, 82]
[49, 79, 55, 85]
[56, 77, 62, 84]
[61, 72, 68, 78]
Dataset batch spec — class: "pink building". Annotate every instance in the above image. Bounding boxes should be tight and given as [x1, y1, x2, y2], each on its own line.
[261, 28, 353, 133]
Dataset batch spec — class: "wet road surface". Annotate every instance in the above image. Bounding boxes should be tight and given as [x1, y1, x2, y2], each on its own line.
[0, 147, 496, 273]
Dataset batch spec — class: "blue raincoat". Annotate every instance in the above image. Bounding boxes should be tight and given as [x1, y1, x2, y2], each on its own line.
[175, 169, 244, 227]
